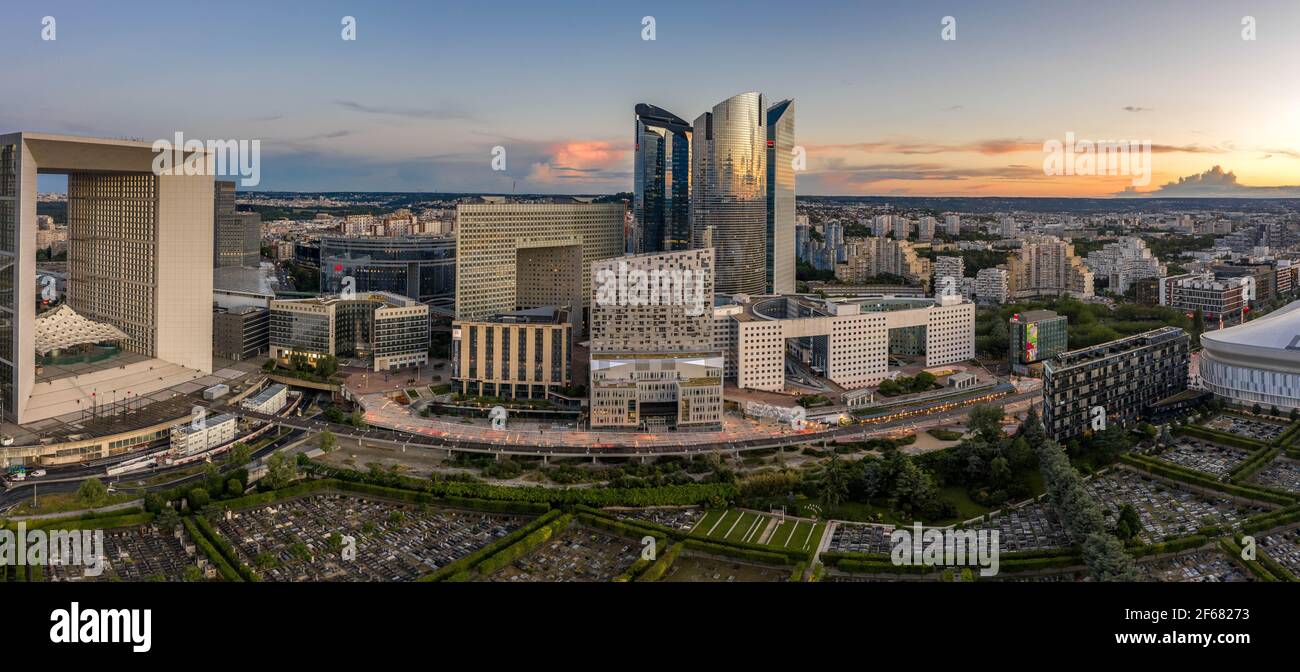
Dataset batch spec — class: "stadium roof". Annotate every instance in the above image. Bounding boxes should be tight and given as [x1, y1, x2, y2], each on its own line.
[33, 305, 130, 355]
[1201, 299, 1300, 373]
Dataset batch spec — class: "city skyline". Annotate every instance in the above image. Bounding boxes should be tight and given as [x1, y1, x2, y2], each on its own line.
[8, 0, 1300, 196]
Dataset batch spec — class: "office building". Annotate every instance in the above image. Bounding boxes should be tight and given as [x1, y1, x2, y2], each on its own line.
[589, 249, 723, 430]
[454, 198, 624, 332]
[320, 235, 455, 305]
[1164, 273, 1249, 324]
[213, 305, 269, 361]
[1042, 327, 1190, 441]
[270, 291, 429, 372]
[0, 133, 214, 424]
[691, 92, 768, 296]
[633, 104, 692, 253]
[1009, 310, 1068, 376]
[766, 99, 796, 295]
[214, 181, 259, 268]
[451, 307, 571, 400]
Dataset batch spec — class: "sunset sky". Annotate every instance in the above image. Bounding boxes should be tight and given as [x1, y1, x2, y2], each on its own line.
[5, 0, 1300, 196]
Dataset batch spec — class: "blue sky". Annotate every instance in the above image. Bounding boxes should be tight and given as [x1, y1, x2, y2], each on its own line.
[5, 0, 1300, 195]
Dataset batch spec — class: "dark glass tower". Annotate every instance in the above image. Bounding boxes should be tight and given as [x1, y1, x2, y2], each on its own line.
[633, 104, 692, 253]
[691, 92, 767, 296]
[766, 99, 795, 294]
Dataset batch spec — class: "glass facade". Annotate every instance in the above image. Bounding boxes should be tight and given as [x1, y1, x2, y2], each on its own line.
[320, 235, 454, 303]
[0, 144, 14, 420]
[766, 99, 795, 294]
[692, 92, 767, 296]
[633, 104, 692, 254]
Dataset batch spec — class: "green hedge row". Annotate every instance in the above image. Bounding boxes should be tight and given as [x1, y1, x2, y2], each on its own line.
[192, 516, 260, 582]
[420, 509, 564, 582]
[682, 538, 793, 566]
[182, 517, 241, 582]
[1241, 503, 1300, 534]
[1219, 537, 1277, 582]
[3, 506, 147, 533]
[1273, 420, 1300, 447]
[304, 462, 735, 508]
[1128, 535, 1211, 558]
[1178, 424, 1268, 451]
[637, 542, 683, 582]
[1229, 447, 1281, 483]
[821, 547, 1084, 575]
[474, 513, 574, 578]
[788, 561, 807, 582]
[1120, 454, 1296, 505]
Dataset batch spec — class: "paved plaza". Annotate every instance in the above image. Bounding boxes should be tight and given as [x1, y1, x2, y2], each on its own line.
[215, 494, 527, 581]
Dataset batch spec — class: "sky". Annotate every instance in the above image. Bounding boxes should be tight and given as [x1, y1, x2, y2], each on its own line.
[5, 0, 1300, 197]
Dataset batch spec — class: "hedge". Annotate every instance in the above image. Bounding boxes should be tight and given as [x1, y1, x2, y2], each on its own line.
[1273, 420, 1300, 447]
[821, 547, 1084, 575]
[681, 538, 793, 566]
[3, 507, 148, 533]
[1120, 454, 1296, 505]
[473, 513, 573, 578]
[1128, 535, 1210, 558]
[1228, 447, 1281, 483]
[420, 509, 565, 582]
[1219, 537, 1277, 582]
[788, 561, 807, 582]
[192, 516, 260, 582]
[1241, 504, 1300, 534]
[304, 461, 735, 508]
[637, 541, 683, 582]
[182, 517, 241, 582]
[1177, 424, 1268, 451]
[576, 506, 811, 564]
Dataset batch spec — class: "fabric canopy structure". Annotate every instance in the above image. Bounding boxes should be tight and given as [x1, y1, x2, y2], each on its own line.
[33, 305, 130, 356]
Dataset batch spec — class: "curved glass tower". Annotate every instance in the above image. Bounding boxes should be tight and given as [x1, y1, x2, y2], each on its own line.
[691, 92, 767, 297]
[766, 99, 795, 295]
[633, 104, 692, 254]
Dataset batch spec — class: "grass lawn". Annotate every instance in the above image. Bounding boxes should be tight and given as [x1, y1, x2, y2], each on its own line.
[7, 490, 136, 517]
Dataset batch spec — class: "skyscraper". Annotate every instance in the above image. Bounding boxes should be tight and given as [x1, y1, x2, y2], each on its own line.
[691, 92, 767, 297]
[633, 104, 692, 253]
[766, 99, 795, 294]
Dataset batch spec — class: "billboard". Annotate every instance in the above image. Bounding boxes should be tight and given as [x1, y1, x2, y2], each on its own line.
[1025, 322, 1039, 363]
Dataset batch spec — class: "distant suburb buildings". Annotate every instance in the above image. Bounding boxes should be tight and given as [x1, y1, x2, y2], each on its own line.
[1, 133, 214, 424]
[589, 249, 723, 431]
[1042, 327, 1190, 441]
[1008, 235, 1094, 300]
[270, 291, 429, 372]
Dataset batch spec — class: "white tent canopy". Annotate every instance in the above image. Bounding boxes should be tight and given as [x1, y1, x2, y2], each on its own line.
[34, 305, 130, 356]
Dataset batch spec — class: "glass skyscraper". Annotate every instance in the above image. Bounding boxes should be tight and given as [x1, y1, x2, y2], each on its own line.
[691, 92, 768, 297]
[633, 104, 692, 254]
[766, 99, 795, 295]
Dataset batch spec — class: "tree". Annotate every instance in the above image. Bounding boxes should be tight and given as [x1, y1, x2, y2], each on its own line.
[76, 478, 109, 507]
[1019, 405, 1046, 448]
[817, 458, 850, 515]
[968, 404, 1005, 444]
[226, 478, 245, 497]
[317, 429, 337, 453]
[1083, 532, 1138, 581]
[227, 443, 252, 467]
[187, 487, 210, 511]
[264, 452, 299, 490]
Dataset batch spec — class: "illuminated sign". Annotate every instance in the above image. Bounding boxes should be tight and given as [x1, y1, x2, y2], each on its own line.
[1025, 323, 1039, 363]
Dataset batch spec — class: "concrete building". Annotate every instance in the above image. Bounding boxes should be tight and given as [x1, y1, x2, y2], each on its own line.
[892, 217, 910, 240]
[170, 413, 237, 456]
[451, 306, 571, 400]
[589, 249, 723, 431]
[1164, 273, 1249, 324]
[1084, 236, 1164, 294]
[918, 216, 936, 242]
[933, 256, 964, 295]
[723, 294, 974, 392]
[975, 267, 1010, 305]
[835, 237, 930, 286]
[241, 383, 288, 415]
[944, 214, 961, 237]
[1042, 327, 1190, 441]
[270, 291, 429, 372]
[213, 305, 269, 361]
[454, 198, 624, 333]
[0, 133, 214, 424]
[1008, 235, 1094, 299]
